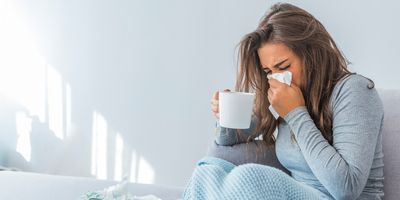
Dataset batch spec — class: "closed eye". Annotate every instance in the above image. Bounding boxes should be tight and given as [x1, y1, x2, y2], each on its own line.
[279, 64, 291, 70]
[263, 64, 291, 74]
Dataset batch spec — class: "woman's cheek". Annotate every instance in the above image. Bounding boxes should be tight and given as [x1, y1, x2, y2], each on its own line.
[293, 77, 300, 87]
[287, 69, 299, 86]
[292, 70, 301, 87]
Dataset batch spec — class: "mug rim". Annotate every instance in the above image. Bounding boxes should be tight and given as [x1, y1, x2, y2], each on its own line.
[219, 91, 255, 96]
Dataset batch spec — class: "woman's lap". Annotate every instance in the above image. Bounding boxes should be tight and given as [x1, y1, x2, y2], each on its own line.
[229, 163, 328, 199]
[183, 157, 331, 200]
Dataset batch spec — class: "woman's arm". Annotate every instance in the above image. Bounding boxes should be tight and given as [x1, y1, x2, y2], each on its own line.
[283, 75, 384, 200]
[214, 115, 259, 146]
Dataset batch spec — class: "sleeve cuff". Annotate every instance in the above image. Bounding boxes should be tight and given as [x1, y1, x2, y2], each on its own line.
[283, 106, 308, 125]
[215, 120, 227, 137]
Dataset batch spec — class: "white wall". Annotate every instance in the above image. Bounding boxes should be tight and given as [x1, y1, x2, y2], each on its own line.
[0, 0, 399, 187]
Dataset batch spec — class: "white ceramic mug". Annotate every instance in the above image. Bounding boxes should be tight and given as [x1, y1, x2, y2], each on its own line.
[219, 91, 255, 129]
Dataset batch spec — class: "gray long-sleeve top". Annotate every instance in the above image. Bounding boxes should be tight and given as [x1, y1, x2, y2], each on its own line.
[215, 74, 384, 200]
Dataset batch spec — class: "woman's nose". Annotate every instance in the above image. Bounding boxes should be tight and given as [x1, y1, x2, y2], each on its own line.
[267, 71, 279, 80]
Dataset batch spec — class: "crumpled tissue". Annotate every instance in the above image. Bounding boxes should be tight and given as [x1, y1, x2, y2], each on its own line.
[79, 176, 163, 200]
[267, 71, 292, 119]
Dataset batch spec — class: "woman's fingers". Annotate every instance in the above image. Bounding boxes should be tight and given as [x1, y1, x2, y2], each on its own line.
[212, 89, 230, 100]
[268, 79, 278, 89]
[211, 104, 219, 113]
[211, 89, 230, 118]
[212, 91, 219, 101]
[268, 88, 273, 96]
[211, 89, 230, 108]
[211, 91, 219, 114]
[268, 89, 273, 103]
[211, 99, 219, 109]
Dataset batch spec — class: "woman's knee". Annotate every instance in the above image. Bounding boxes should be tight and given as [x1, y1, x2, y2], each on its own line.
[232, 164, 290, 186]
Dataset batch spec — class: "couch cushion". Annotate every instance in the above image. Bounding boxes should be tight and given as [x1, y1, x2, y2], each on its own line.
[377, 89, 400, 200]
[207, 140, 290, 175]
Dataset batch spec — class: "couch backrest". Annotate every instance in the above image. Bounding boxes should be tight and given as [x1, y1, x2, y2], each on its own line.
[377, 89, 400, 200]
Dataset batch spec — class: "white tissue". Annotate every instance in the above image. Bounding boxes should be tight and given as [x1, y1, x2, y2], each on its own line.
[80, 175, 164, 200]
[267, 71, 292, 119]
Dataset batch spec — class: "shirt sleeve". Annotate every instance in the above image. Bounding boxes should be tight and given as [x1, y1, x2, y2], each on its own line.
[283, 76, 384, 200]
[214, 115, 259, 146]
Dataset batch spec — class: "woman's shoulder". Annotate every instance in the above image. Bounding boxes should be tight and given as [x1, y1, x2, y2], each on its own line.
[334, 73, 374, 92]
[331, 73, 382, 109]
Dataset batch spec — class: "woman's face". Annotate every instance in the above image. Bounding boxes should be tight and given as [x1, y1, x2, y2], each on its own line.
[257, 42, 302, 87]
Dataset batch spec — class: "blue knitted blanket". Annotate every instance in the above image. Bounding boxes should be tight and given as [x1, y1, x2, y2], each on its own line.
[182, 156, 323, 200]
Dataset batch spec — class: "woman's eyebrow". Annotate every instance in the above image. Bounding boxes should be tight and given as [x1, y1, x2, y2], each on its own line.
[263, 59, 288, 70]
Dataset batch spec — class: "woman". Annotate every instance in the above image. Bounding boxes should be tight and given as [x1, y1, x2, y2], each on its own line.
[185, 2, 384, 200]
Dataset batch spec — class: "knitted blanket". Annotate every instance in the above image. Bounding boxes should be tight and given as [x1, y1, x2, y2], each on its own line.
[182, 156, 323, 200]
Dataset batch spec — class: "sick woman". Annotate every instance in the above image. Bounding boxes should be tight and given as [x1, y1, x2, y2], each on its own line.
[183, 2, 384, 200]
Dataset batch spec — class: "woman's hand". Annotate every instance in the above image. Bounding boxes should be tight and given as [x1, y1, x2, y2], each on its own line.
[268, 79, 305, 118]
[211, 89, 231, 119]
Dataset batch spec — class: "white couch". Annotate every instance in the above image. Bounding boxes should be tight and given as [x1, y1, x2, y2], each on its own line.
[0, 171, 184, 200]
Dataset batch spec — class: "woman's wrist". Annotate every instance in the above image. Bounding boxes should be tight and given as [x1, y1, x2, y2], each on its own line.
[283, 106, 308, 123]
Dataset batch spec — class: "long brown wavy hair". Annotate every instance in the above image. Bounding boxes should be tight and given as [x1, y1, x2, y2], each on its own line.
[235, 3, 358, 148]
